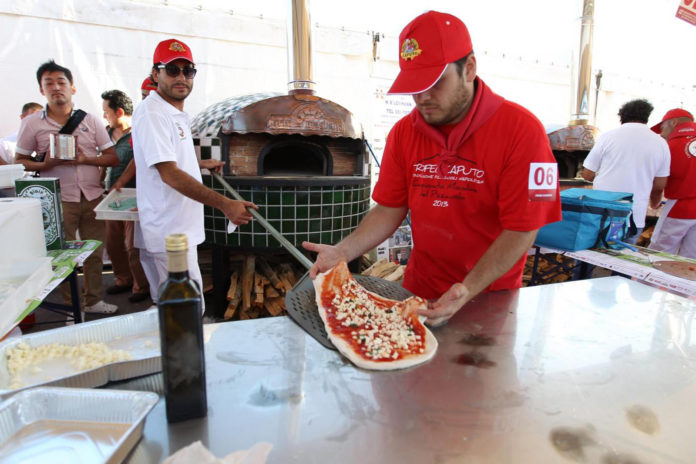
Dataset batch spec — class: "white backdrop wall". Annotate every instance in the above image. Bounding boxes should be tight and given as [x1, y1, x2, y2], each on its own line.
[1, 0, 695, 144]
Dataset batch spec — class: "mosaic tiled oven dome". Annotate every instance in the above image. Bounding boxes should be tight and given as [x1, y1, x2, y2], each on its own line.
[191, 93, 371, 250]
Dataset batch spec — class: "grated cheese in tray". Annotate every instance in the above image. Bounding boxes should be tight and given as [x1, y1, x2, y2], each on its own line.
[6, 341, 133, 389]
[330, 280, 424, 360]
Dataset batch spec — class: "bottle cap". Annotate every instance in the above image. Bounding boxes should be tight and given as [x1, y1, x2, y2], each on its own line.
[165, 233, 188, 252]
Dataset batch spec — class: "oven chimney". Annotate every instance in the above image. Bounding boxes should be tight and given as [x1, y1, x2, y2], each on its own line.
[287, 0, 315, 95]
[570, 0, 595, 125]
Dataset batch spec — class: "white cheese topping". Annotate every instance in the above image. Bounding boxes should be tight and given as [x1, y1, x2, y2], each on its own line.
[6, 341, 133, 389]
[330, 280, 423, 360]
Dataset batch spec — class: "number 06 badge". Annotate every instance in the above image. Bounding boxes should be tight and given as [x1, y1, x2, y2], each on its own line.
[528, 162, 558, 201]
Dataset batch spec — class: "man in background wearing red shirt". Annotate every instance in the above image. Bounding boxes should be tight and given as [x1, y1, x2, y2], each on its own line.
[304, 11, 561, 326]
[649, 108, 696, 258]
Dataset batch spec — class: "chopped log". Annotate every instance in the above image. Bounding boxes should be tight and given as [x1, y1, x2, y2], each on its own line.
[383, 266, 405, 282]
[226, 271, 239, 301]
[224, 280, 242, 321]
[240, 306, 261, 320]
[265, 285, 280, 298]
[362, 258, 388, 276]
[241, 255, 256, 311]
[278, 263, 298, 286]
[360, 254, 374, 272]
[362, 260, 399, 279]
[264, 297, 285, 316]
[258, 258, 284, 291]
[253, 272, 265, 308]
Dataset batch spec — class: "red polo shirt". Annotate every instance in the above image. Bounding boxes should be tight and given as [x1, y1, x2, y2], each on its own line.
[665, 121, 696, 219]
[373, 98, 561, 300]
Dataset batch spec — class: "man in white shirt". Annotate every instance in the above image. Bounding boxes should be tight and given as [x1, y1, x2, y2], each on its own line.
[582, 99, 670, 244]
[132, 38, 256, 305]
[0, 102, 42, 165]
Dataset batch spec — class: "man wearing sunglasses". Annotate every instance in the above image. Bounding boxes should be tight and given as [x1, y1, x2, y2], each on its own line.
[132, 38, 257, 309]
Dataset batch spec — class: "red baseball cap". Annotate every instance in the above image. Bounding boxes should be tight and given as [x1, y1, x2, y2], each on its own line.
[650, 108, 694, 133]
[153, 38, 194, 65]
[141, 77, 157, 91]
[388, 11, 473, 95]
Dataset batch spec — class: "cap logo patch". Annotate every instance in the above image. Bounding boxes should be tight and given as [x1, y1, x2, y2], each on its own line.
[400, 38, 422, 61]
[169, 41, 186, 53]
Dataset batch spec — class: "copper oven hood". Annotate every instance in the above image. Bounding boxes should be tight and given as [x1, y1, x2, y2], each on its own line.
[220, 0, 362, 140]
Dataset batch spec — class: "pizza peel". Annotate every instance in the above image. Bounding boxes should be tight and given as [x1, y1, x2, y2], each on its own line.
[212, 173, 414, 350]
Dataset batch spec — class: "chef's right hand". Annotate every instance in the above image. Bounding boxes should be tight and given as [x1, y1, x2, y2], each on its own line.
[302, 242, 347, 279]
[222, 199, 257, 225]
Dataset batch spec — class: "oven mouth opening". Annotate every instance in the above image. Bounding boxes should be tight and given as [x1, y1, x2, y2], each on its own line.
[258, 139, 332, 176]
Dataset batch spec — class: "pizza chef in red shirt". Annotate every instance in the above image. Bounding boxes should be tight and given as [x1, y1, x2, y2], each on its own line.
[304, 11, 561, 326]
[649, 108, 696, 258]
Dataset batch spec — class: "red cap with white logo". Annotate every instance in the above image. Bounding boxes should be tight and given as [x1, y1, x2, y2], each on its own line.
[153, 38, 194, 65]
[651, 108, 694, 133]
[388, 11, 473, 95]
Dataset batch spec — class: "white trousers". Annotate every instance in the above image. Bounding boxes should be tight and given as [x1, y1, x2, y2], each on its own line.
[649, 199, 696, 259]
[139, 247, 205, 310]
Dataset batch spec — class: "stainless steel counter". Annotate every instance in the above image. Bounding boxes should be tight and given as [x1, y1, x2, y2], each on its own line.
[125, 276, 696, 463]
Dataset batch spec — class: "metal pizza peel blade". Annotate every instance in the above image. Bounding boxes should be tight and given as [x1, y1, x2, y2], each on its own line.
[211, 172, 414, 350]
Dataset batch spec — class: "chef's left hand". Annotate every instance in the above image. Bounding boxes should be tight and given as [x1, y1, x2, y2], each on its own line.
[417, 282, 470, 327]
[199, 159, 224, 173]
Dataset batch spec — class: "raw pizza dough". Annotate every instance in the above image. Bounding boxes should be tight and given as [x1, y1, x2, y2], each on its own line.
[313, 262, 438, 370]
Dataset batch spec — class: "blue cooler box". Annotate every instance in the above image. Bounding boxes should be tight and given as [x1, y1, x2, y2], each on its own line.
[535, 188, 633, 251]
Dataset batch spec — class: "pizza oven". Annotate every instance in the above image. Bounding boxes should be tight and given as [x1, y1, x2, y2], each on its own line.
[192, 94, 370, 249]
[191, 0, 370, 315]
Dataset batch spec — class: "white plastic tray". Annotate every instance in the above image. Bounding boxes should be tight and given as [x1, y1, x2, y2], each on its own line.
[0, 257, 53, 339]
[0, 386, 159, 464]
[0, 309, 161, 398]
[94, 188, 138, 221]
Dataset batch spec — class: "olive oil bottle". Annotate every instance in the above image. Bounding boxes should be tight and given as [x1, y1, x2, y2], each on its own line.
[158, 233, 207, 423]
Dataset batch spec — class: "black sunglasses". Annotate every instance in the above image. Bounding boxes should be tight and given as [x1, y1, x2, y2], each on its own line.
[156, 63, 197, 79]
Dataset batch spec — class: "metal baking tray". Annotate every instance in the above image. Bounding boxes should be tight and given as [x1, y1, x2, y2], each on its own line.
[0, 309, 160, 398]
[0, 386, 159, 464]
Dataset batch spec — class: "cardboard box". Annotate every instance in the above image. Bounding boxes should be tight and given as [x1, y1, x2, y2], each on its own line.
[14, 177, 65, 250]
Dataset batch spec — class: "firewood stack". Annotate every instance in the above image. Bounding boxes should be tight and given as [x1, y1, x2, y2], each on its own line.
[360, 258, 406, 283]
[224, 255, 303, 321]
[522, 253, 574, 286]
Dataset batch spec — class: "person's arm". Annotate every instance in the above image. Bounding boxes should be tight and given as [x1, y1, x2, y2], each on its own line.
[155, 161, 257, 225]
[76, 146, 119, 167]
[16, 153, 74, 171]
[581, 167, 596, 181]
[417, 229, 538, 326]
[111, 159, 135, 192]
[649, 176, 668, 209]
[303, 204, 408, 278]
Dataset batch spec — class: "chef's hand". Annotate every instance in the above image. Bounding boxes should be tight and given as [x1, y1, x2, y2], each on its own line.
[418, 282, 470, 327]
[302, 242, 347, 279]
[199, 159, 224, 173]
[222, 198, 256, 225]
